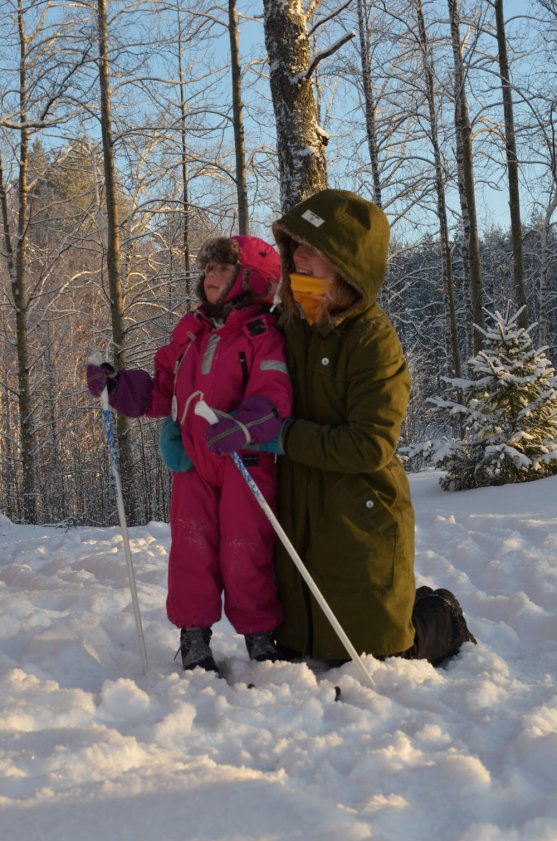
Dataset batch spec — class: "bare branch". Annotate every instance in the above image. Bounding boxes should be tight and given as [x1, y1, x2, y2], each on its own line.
[307, 0, 353, 38]
[305, 31, 356, 80]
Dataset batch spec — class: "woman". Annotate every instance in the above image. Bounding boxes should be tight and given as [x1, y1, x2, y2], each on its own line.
[268, 189, 476, 665]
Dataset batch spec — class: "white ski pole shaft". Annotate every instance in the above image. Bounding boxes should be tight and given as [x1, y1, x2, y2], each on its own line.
[195, 400, 375, 690]
[100, 388, 148, 675]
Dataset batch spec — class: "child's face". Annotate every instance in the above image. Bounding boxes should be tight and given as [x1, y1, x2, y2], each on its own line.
[292, 243, 336, 280]
[203, 261, 237, 304]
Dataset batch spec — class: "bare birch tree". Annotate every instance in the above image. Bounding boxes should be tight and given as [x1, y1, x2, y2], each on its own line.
[356, 0, 382, 207]
[493, 0, 527, 326]
[175, 2, 192, 272]
[228, 0, 249, 233]
[526, 0, 557, 345]
[414, 0, 461, 377]
[448, 0, 484, 350]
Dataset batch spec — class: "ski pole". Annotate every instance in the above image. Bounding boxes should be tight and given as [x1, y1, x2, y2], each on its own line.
[100, 387, 149, 676]
[194, 399, 375, 691]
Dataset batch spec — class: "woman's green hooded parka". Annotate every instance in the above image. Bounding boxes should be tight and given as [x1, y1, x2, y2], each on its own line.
[272, 190, 416, 660]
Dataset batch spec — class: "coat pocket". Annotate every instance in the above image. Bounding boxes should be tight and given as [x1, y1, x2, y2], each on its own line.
[311, 473, 397, 591]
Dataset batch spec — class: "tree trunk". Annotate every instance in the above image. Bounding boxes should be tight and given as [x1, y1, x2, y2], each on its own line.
[0, 357, 19, 521]
[448, 0, 484, 351]
[416, 0, 461, 378]
[11, 1, 37, 523]
[44, 320, 66, 521]
[228, 0, 249, 233]
[538, 190, 557, 346]
[176, 6, 191, 274]
[356, 0, 382, 207]
[97, 0, 137, 520]
[263, 0, 327, 211]
[495, 0, 527, 327]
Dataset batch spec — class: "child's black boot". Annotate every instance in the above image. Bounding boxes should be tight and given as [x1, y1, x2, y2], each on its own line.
[245, 632, 279, 662]
[179, 628, 219, 672]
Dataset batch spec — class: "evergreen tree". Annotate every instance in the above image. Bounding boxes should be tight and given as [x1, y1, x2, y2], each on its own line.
[429, 307, 557, 490]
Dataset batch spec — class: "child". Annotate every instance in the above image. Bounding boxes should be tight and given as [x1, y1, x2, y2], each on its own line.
[87, 235, 293, 672]
[264, 189, 475, 666]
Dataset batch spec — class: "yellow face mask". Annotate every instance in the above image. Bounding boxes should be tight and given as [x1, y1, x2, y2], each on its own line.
[290, 273, 333, 324]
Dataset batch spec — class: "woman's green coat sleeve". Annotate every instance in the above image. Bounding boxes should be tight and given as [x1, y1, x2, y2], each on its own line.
[285, 318, 411, 474]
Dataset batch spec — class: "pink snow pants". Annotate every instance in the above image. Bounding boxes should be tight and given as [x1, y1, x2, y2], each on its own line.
[166, 454, 283, 634]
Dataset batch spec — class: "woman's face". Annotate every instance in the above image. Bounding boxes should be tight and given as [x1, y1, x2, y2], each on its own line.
[203, 261, 237, 304]
[292, 243, 336, 280]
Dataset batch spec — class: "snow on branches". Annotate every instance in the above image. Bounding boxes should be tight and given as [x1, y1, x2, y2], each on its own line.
[428, 307, 557, 491]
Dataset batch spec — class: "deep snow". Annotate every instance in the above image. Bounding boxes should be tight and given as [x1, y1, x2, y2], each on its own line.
[1, 470, 556, 840]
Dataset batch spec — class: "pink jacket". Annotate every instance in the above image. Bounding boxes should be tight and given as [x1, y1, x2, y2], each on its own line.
[148, 304, 292, 472]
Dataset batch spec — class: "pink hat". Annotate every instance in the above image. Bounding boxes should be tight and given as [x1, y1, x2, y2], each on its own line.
[197, 235, 281, 305]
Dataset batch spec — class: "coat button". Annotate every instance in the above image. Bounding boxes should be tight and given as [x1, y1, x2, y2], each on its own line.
[321, 357, 330, 366]
[365, 499, 374, 509]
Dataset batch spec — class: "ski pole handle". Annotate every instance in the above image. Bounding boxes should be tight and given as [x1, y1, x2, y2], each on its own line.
[100, 387, 109, 411]
[194, 399, 219, 425]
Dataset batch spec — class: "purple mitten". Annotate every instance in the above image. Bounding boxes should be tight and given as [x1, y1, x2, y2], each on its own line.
[109, 369, 153, 417]
[86, 362, 117, 398]
[205, 412, 249, 454]
[205, 395, 282, 455]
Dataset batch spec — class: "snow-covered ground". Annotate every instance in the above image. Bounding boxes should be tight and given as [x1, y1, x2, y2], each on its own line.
[1, 470, 557, 841]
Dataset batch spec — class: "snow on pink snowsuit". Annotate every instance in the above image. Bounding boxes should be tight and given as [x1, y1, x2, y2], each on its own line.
[96, 236, 292, 635]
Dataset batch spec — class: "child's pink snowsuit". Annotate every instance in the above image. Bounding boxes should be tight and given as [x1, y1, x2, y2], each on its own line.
[148, 239, 292, 633]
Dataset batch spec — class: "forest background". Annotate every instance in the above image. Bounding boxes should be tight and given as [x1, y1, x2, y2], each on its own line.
[1, 0, 557, 527]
